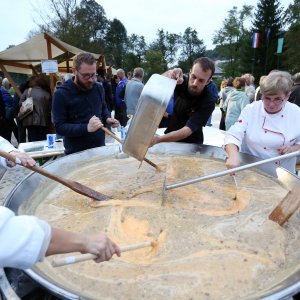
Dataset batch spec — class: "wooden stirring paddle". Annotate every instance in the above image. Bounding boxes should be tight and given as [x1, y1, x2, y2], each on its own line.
[0, 150, 109, 201]
[100, 126, 159, 170]
[269, 185, 300, 226]
[52, 240, 158, 267]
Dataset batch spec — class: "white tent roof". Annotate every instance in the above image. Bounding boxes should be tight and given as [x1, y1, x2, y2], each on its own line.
[0, 32, 103, 74]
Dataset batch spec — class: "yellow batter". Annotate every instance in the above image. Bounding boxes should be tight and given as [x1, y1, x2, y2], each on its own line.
[20, 155, 300, 299]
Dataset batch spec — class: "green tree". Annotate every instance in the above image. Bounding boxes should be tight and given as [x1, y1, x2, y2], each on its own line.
[123, 34, 147, 71]
[244, 0, 284, 80]
[178, 27, 206, 73]
[149, 29, 181, 71]
[142, 50, 165, 80]
[212, 5, 253, 77]
[282, 0, 300, 73]
[33, 0, 108, 52]
[105, 18, 128, 68]
[73, 0, 108, 52]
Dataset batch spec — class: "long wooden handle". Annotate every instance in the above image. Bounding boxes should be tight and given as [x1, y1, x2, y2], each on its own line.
[52, 241, 155, 267]
[100, 127, 159, 170]
[0, 150, 68, 184]
[0, 150, 109, 201]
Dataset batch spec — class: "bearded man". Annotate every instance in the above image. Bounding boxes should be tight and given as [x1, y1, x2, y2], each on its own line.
[53, 52, 119, 155]
[151, 57, 216, 146]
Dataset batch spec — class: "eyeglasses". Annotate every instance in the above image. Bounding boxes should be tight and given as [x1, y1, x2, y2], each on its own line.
[262, 97, 285, 104]
[77, 71, 98, 80]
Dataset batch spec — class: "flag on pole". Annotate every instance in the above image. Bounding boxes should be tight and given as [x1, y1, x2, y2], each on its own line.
[277, 37, 284, 54]
[266, 28, 271, 41]
[252, 32, 260, 48]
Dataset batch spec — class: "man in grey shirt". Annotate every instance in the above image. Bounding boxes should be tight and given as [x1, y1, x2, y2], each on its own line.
[124, 67, 144, 115]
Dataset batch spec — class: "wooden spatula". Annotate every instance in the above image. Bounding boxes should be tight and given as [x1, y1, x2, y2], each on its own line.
[0, 150, 109, 201]
[269, 184, 300, 226]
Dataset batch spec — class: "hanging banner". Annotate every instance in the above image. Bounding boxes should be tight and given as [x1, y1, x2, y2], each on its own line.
[277, 37, 284, 54]
[252, 32, 260, 48]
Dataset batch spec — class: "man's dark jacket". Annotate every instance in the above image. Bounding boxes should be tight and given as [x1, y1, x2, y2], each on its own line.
[52, 80, 110, 155]
[165, 75, 216, 144]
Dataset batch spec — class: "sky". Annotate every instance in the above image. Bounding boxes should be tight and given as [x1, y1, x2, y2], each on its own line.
[0, 0, 293, 52]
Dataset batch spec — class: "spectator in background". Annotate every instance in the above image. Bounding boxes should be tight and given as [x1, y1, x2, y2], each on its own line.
[20, 75, 52, 142]
[127, 71, 133, 80]
[14, 80, 30, 143]
[219, 78, 234, 130]
[242, 73, 256, 103]
[115, 69, 128, 126]
[224, 77, 249, 131]
[1, 78, 18, 142]
[205, 80, 219, 126]
[289, 72, 300, 107]
[0, 91, 11, 141]
[97, 71, 114, 112]
[254, 75, 266, 102]
[124, 67, 144, 116]
[159, 95, 174, 128]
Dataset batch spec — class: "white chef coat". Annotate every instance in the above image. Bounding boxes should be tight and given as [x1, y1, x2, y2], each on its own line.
[0, 206, 51, 269]
[0, 136, 16, 167]
[224, 100, 300, 173]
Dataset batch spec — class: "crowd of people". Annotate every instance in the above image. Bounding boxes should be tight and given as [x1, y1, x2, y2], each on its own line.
[0, 52, 300, 270]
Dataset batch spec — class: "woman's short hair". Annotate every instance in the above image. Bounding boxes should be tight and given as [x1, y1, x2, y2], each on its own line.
[260, 71, 293, 95]
[233, 77, 246, 89]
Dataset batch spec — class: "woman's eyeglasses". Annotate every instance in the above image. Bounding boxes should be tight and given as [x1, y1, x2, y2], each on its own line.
[262, 97, 285, 104]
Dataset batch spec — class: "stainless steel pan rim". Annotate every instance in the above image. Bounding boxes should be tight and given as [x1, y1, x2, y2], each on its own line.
[3, 143, 300, 300]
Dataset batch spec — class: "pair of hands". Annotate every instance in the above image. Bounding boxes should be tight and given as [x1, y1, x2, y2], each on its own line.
[87, 116, 119, 132]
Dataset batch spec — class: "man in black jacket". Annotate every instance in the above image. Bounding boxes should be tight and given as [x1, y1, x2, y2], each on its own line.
[150, 57, 216, 146]
[52, 52, 119, 155]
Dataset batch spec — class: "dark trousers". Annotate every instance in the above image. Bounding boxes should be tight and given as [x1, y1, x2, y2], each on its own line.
[7, 119, 19, 142]
[27, 126, 47, 142]
[0, 118, 11, 141]
[219, 108, 226, 131]
[115, 104, 128, 127]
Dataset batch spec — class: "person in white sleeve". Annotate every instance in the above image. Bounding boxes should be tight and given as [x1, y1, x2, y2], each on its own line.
[0, 137, 120, 269]
[224, 71, 300, 174]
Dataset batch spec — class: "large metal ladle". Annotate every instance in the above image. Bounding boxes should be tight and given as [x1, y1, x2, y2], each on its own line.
[165, 151, 300, 190]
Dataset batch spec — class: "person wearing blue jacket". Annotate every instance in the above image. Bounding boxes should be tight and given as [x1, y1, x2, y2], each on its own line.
[52, 53, 119, 155]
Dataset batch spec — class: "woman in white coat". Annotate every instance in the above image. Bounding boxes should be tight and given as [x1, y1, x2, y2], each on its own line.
[224, 71, 300, 173]
[0, 137, 120, 269]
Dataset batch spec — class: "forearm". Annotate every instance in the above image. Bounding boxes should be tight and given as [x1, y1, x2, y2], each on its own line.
[158, 126, 192, 143]
[225, 143, 239, 155]
[46, 228, 86, 256]
[225, 144, 240, 169]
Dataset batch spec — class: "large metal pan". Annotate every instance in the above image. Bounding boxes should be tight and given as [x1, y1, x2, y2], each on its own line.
[2, 143, 300, 299]
[122, 74, 176, 161]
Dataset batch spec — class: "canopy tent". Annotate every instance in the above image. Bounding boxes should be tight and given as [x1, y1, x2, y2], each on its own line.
[0, 32, 106, 96]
